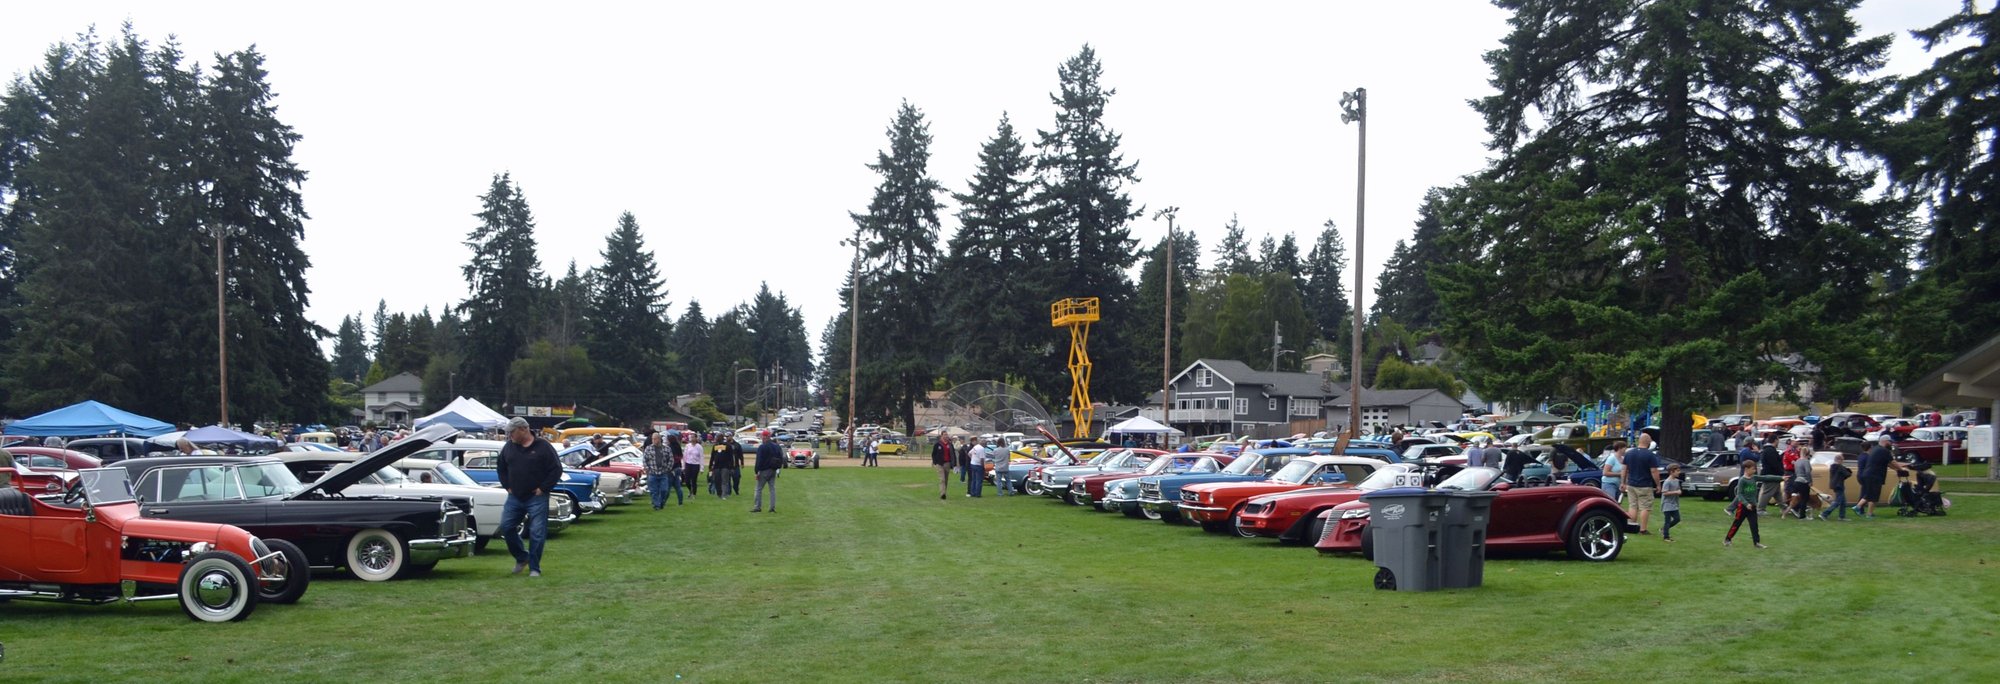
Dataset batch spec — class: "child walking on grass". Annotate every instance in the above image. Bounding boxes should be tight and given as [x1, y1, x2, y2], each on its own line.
[1660, 463, 1682, 542]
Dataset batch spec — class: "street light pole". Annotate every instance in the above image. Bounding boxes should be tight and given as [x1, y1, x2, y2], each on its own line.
[734, 366, 757, 422]
[205, 222, 241, 427]
[1340, 87, 1367, 441]
[845, 230, 862, 459]
[1154, 207, 1178, 432]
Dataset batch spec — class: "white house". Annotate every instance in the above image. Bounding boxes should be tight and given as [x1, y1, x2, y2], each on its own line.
[361, 372, 423, 426]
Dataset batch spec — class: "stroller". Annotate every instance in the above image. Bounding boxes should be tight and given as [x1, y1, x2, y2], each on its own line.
[1893, 462, 1947, 517]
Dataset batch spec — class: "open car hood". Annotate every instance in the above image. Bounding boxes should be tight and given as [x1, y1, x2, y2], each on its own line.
[294, 424, 460, 499]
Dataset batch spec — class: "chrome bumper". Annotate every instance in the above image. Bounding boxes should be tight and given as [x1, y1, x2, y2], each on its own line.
[1177, 503, 1227, 513]
[579, 500, 607, 514]
[407, 532, 477, 563]
[601, 490, 632, 505]
[1139, 498, 1174, 512]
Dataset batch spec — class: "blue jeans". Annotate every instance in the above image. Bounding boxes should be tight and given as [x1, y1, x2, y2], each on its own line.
[498, 493, 549, 572]
[753, 471, 777, 510]
[968, 470, 984, 497]
[1825, 486, 1847, 519]
[1601, 479, 1621, 501]
[648, 473, 680, 508]
[993, 468, 1010, 496]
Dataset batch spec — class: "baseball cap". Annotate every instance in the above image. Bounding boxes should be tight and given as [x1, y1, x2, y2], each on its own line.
[508, 417, 530, 432]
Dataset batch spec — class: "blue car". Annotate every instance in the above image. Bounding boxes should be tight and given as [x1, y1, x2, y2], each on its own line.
[1136, 447, 1330, 523]
[407, 439, 606, 516]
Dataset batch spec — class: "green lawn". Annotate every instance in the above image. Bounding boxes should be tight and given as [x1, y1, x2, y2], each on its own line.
[4, 468, 1998, 683]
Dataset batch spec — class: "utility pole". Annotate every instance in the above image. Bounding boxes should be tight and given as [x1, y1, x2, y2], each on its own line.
[1154, 207, 1178, 431]
[845, 230, 862, 458]
[205, 222, 241, 427]
[1340, 87, 1367, 441]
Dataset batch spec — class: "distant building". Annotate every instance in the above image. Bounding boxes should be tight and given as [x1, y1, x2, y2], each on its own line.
[1302, 353, 1345, 380]
[1325, 388, 1467, 433]
[1142, 359, 1344, 437]
[360, 372, 423, 425]
[1412, 342, 1447, 366]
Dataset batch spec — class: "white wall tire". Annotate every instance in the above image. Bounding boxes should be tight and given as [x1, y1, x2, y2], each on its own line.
[345, 528, 407, 582]
[178, 551, 259, 622]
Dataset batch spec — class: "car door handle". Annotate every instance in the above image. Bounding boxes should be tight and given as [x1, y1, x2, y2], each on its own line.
[147, 508, 170, 515]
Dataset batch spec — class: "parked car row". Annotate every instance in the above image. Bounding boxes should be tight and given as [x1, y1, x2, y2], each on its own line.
[2, 424, 635, 624]
[1000, 443, 1641, 566]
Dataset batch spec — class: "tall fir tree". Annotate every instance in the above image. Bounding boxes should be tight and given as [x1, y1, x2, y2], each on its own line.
[583, 211, 672, 421]
[1035, 45, 1144, 405]
[459, 172, 545, 402]
[330, 314, 371, 381]
[1370, 191, 1448, 331]
[1215, 215, 1254, 276]
[1126, 229, 1201, 392]
[1880, 2, 2000, 386]
[671, 301, 710, 392]
[1436, 0, 1903, 460]
[940, 113, 1045, 389]
[1300, 219, 1349, 349]
[850, 101, 942, 434]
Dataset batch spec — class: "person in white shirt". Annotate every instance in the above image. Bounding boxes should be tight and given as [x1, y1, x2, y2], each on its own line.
[984, 440, 1010, 497]
[966, 440, 988, 497]
[681, 437, 704, 498]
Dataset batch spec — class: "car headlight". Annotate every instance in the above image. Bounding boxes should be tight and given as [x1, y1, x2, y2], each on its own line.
[1340, 508, 1370, 520]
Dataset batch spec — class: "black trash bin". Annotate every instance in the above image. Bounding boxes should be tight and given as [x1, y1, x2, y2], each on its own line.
[1361, 487, 1451, 592]
[1440, 490, 1499, 589]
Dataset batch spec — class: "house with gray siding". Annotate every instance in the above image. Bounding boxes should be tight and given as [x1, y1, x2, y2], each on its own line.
[1142, 359, 1342, 437]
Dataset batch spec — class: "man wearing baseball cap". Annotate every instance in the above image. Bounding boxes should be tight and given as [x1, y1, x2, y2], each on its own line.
[495, 417, 562, 577]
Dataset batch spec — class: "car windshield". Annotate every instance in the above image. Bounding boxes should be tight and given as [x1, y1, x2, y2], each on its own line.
[1223, 452, 1269, 475]
[1356, 466, 1407, 491]
[78, 468, 136, 505]
[238, 463, 304, 498]
[375, 465, 410, 485]
[1437, 467, 1501, 492]
[1141, 456, 1184, 475]
[429, 462, 479, 487]
[1270, 460, 1320, 484]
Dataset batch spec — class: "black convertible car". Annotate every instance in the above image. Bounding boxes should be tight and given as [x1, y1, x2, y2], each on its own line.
[113, 425, 476, 582]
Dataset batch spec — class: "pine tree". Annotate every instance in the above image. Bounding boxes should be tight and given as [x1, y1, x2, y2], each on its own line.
[1215, 215, 1253, 276]
[706, 309, 756, 413]
[1127, 229, 1201, 392]
[940, 114, 1043, 387]
[850, 101, 942, 433]
[1301, 219, 1348, 347]
[460, 172, 545, 402]
[1371, 191, 1447, 330]
[584, 211, 672, 421]
[1437, 0, 1903, 461]
[1271, 233, 1303, 290]
[1881, 2, 2000, 384]
[1035, 45, 1144, 405]
[544, 261, 588, 348]
[330, 314, 371, 381]
[671, 301, 710, 392]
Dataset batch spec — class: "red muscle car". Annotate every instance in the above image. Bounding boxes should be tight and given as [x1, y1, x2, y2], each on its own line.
[1233, 464, 1418, 543]
[1070, 452, 1230, 511]
[1314, 466, 1634, 562]
[0, 467, 306, 621]
[1179, 456, 1386, 535]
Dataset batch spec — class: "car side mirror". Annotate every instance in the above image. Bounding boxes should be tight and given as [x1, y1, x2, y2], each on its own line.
[1493, 482, 1513, 492]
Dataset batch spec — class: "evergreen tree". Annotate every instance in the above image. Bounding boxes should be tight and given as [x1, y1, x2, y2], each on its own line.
[583, 211, 672, 421]
[1035, 45, 1144, 405]
[850, 101, 943, 433]
[1215, 215, 1254, 276]
[1437, 0, 1903, 461]
[1271, 233, 1303, 290]
[1371, 191, 1448, 330]
[330, 314, 371, 381]
[370, 299, 389, 356]
[671, 301, 710, 391]
[460, 172, 545, 402]
[1178, 272, 1312, 372]
[1127, 229, 1201, 391]
[940, 113, 1044, 387]
[1881, 2, 2000, 384]
[705, 309, 756, 412]
[1301, 219, 1348, 347]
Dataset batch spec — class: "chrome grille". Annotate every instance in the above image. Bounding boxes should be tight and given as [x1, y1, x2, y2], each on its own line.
[443, 509, 469, 536]
[1181, 490, 1199, 503]
[1140, 482, 1160, 499]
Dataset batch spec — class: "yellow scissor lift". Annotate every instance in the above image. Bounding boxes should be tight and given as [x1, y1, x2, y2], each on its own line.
[1050, 297, 1100, 440]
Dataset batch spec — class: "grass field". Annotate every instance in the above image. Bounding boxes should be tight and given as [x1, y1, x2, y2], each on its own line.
[4, 467, 1998, 683]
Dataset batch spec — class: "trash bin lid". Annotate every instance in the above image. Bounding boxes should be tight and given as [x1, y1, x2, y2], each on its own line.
[1448, 490, 1501, 499]
[1361, 487, 1430, 499]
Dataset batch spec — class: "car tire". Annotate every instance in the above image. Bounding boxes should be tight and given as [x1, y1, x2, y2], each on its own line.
[1159, 508, 1184, 524]
[1231, 511, 1259, 539]
[475, 536, 492, 553]
[1565, 510, 1624, 562]
[255, 538, 311, 605]
[401, 561, 438, 578]
[1059, 489, 1077, 505]
[1023, 480, 1045, 497]
[345, 528, 407, 582]
[1121, 502, 1145, 519]
[178, 551, 258, 623]
[1360, 525, 1375, 561]
[1304, 517, 1327, 546]
[1199, 520, 1227, 534]
[1580, 479, 1601, 489]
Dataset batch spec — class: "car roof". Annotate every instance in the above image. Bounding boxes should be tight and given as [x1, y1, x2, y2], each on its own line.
[117, 455, 280, 472]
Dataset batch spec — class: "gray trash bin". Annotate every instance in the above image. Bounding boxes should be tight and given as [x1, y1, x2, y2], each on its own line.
[1362, 487, 1450, 592]
[1440, 490, 1499, 589]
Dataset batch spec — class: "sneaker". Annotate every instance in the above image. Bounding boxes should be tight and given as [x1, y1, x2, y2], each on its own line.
[512, 562, 527, 575]
[1662, 537, 1674, 543]
[940, 494, 946, 500]
[529, 570, 541, 577]
[1753, 543, 1768, 549]
[1724, 540, 1732, 547]
[750, 508, 762, 513]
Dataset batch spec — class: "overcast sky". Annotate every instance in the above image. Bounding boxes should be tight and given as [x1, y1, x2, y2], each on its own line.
[0, 0, 1970, 361]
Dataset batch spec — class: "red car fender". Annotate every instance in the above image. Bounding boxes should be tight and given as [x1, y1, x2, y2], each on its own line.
[1557, 496, 1630, 539]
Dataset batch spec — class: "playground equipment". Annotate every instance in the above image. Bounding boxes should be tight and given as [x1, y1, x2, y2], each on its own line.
[1051, 297, 1100, 440]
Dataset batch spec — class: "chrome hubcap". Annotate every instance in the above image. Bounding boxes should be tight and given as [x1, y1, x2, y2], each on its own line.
[194, 570, 238, 611]
[1581, 519, 1618, 559]
[358, 538, 395, 573]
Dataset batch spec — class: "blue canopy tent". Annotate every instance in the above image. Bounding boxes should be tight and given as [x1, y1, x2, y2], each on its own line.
[416, 411, 487, 431]
[182, 425, 282, 450]
[3, 400, 174, 438]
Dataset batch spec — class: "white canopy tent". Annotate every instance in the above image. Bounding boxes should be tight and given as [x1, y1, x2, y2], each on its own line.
[416, 396, 512, 431]
[1105, 416, 1183, 436]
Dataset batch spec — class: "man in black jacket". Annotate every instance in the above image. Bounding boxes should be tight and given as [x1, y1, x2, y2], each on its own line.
[495, 417, 562, 577]
[1758, 441, 1786, 512]
[752, 431, 785, 513]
